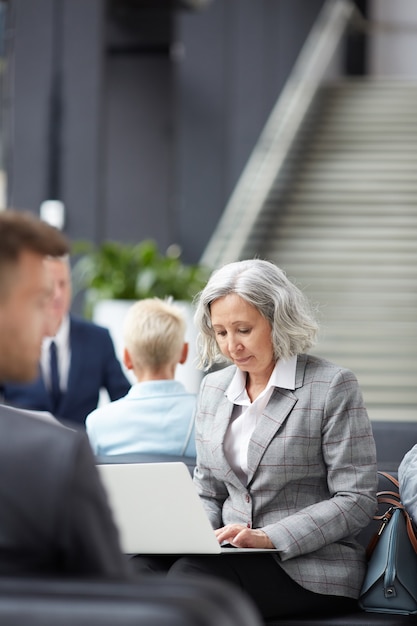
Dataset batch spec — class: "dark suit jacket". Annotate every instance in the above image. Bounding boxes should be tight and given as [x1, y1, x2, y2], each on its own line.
[3, 315, 131, 426]
[0, 404, 131, 579]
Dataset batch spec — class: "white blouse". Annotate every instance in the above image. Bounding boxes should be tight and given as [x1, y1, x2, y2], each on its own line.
[223, 356, 297, 484]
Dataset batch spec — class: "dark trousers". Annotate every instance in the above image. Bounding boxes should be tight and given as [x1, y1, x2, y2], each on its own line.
[131, 553, 358, 620]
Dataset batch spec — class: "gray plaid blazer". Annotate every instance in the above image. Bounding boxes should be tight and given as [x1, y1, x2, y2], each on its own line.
[193, 353, 378, 598]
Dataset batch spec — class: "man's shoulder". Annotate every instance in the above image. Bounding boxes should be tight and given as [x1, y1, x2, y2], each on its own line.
[70, 314, 109, 333]
[69, 315, 113, 343]
[86, 397, 127, 424]
[0, 403, 82, 459]
[144, 379, 196, 399]
[0, 404, 60, 426]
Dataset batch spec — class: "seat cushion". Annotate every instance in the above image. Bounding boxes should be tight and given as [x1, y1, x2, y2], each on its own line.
[266, 611, 414, 625]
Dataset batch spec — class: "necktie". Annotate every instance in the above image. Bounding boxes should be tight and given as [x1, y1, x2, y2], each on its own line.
[49, 341, 61, 411]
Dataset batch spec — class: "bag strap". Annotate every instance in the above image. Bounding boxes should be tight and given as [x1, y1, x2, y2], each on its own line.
[376, 495, 401, 510]
[366, 505, 396, 559]
[378, 470, 399, 490]
[374, 472, 402, 519]
[367, 471, 417, 558]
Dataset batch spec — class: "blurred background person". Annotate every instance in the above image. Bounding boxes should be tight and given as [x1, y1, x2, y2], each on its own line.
[86, 298, 196, 457]
[3, 255, 130, 427]
[0, 210, 131, 578]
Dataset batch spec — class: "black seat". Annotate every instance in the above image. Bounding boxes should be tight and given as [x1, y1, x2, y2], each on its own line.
[0, 575, 262, 626]
[371, 421, 417, 471]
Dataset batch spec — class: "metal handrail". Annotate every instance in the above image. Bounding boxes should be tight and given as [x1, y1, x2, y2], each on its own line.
[200, 0, 361, 269]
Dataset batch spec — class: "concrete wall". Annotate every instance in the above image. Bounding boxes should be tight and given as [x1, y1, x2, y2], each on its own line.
[174, 0, 326, 261]
[368, 0, 417, 78]
[4, 0, 326, 263]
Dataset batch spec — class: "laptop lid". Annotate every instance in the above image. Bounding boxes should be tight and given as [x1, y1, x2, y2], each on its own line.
[97, 462, 221, 555]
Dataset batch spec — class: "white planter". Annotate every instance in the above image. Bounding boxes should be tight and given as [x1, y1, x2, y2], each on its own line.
[93, 299, 203, 395]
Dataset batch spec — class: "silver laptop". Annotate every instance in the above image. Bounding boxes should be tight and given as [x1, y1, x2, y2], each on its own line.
[97, 462, 278, 555]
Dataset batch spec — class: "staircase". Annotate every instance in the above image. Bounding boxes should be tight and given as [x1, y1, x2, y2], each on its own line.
[256, 78, 417, 422]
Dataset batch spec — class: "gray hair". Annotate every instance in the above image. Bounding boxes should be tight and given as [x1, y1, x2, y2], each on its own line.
[193, 259, 319, 370]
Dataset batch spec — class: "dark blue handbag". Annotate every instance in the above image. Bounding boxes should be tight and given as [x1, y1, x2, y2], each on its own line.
[359, 472, 417, 615]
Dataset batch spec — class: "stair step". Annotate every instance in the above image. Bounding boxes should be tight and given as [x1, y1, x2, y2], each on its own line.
[282, 192, 417, 203]
[271, 227, 417, 240]
[262, 202, 417, 216]
[291, 181, 417, 193]
[276, 218, 417, 230]
[266, 237, 417, 251]
[367, 408, 417, 422]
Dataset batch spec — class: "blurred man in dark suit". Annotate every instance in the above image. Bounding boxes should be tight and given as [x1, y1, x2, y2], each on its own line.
[3, 254, 130, 426]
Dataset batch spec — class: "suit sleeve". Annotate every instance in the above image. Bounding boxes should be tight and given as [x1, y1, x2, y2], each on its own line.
[57, 431, 133, 579]
[263, 369, 378, 559]
[100, 329, 131, 401]
[193, 376, 228, 529]
[399, 444, 417, 521]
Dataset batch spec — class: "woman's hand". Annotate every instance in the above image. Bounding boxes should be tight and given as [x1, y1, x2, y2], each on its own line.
[215, 524, 275, 549]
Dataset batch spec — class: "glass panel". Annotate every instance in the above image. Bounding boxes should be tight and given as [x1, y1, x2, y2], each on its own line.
[0, 1, 8, 209]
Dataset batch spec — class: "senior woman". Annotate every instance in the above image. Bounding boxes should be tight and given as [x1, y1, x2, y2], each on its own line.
[136, 259, 378, 620]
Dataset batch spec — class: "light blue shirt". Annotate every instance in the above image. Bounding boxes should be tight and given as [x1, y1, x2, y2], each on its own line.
[86, 380, 196, 457]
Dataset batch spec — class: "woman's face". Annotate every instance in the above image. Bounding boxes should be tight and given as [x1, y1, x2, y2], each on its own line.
[210, 293, 275, 380]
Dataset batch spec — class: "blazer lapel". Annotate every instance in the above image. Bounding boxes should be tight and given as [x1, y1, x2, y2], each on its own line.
[29, 365, 55, 413]
[62, 317, 81, 389]
[26, 363, 53, 411]
[246, 355, 307, 485]
[246, 388, 298, 484]
[58, 317, 80, 412]
[211, 392, 246, 491]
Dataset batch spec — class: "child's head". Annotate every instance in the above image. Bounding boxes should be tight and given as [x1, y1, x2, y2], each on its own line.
[123, 298, 187, 372]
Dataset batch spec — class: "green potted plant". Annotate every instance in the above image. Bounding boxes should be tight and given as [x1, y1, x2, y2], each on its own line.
[71, 239, 211, 394]
[72, 238, 210, 317]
